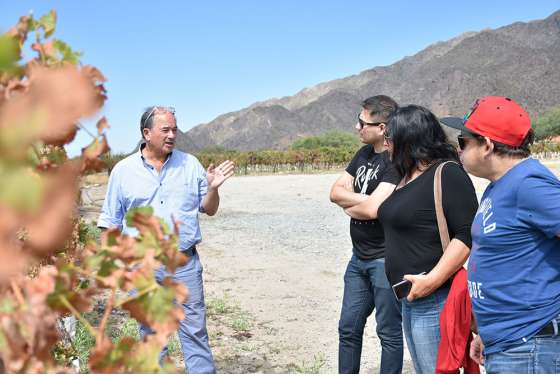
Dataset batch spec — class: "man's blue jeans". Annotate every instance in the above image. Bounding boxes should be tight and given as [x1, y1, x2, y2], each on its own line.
[401, 286, 449, 374]
[484, 318, 560, 374]
[338, 255, 403, 374]
[139, 251, 216, 374]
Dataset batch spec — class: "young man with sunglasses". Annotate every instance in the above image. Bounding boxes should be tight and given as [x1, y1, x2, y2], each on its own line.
[98, 106, 234, 373]
[330, 95, 403, 374]
[441, 96, 560, 374]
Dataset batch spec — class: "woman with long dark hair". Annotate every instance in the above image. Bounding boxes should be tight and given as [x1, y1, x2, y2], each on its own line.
[348, 105, 478, 373]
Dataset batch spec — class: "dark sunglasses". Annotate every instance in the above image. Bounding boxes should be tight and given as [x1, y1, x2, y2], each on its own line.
[358, 115, 384, 129]
[457, 134, 482, 150]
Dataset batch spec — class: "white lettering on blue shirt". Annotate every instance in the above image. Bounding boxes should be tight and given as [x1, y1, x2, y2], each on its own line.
[467, 280, 485, 299]
[478, 197, 497, 234]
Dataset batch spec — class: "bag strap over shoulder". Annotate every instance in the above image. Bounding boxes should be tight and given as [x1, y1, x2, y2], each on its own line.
[434, 161, 458, 252]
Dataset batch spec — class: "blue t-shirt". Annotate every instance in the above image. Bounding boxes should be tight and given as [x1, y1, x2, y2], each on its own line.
[468, 158, 560, 354]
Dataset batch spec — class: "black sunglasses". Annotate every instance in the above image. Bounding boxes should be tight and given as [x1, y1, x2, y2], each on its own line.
[457, 134, 482, 150]
[358, 115, 384, 129]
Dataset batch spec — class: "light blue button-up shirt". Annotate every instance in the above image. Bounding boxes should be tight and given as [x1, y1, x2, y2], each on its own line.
[98, 146, 208, 250]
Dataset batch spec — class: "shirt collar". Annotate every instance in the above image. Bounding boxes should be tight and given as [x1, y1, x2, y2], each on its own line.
[138, 143, 174, 169]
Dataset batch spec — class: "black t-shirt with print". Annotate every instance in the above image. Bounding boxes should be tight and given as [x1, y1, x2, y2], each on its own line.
[345, 145, 400, 260]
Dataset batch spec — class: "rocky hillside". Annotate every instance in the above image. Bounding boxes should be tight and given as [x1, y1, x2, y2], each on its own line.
[177, 10, 560, 152]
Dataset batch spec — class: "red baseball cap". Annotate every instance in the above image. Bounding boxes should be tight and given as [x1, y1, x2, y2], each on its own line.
[441, 96, 531, 147]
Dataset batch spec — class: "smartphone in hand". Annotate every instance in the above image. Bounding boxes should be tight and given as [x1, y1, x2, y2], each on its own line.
[392, 272, 427, 300]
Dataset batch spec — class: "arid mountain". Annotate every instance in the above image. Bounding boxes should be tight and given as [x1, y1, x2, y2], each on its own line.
[177, 10, 560, 152]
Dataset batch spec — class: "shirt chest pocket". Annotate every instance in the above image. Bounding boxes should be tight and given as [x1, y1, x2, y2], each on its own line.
[165, 181, 200, 211]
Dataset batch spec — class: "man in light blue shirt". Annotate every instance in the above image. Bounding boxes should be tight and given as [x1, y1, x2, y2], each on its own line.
[98, 106, 234, 373]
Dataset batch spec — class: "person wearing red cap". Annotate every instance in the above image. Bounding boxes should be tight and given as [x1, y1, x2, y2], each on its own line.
[441, 96, 560, 374]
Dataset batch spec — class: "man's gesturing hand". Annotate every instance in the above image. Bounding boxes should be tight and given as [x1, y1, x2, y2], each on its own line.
[207, 160, 235, 189]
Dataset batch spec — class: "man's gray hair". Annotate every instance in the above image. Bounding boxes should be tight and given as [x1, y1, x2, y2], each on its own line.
[140, 106, 176, 140]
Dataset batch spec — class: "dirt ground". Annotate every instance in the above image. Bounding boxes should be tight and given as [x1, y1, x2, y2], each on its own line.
[80, 160, 560, 373]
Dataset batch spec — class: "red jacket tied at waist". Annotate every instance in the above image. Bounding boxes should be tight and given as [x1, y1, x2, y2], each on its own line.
[436, 268, 480, 374]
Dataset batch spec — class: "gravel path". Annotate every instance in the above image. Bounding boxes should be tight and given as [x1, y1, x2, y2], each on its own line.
[198, 173, 413, 372]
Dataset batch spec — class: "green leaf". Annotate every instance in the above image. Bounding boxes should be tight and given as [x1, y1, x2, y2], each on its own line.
[0, 109, 46, 162]
[160, 219, 171, 235]
[0, 331, 6, 351]
[126, 339, 176, 372]
[26, 16, 38, 32]
[0, 298, 16, 313]
[38, 10, 57, 38]
[84, 250, 109, 271]
[97, 257, 119, 277]
[124, 275, 177, 324]
[53, 39, 82, 65]
[143, 286, 176, 322]
[0, 34, 20, 73]
[27, 146, 41, 166]
[134, 231, 161, 257]
[0, 164, 44, 213]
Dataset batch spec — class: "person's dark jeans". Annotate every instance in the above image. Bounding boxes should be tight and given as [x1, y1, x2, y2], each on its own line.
[338, 254, 403, 374]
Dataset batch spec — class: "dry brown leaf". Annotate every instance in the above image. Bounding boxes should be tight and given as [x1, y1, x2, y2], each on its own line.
[4, 79, 29, 100]
[81, 134, 109, 173]
[82, 65, 107, 83]
[161, 241, 189, 274]
[93, 83, 108, 110]
[24, 162, 80, 256]
[82, 65, 108, 110]
[98, 268, 126, 290]
[96, 116, 109, 135]
[0, 268, 61, 369]
[161, 219, 189, 273]
[21, 267, 61, 361]
[131, 213, 166, 242]
[0, 65, 106, 148]
[31, 41, 56, 59]
[0, 207, 28, 285]
[107, 234, 139, 264]
[28, 65, 100, 146]
[7, 16, 31, 47]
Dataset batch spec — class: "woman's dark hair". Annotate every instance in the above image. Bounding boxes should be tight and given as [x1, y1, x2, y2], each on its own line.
[387, 105, 458, 179]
